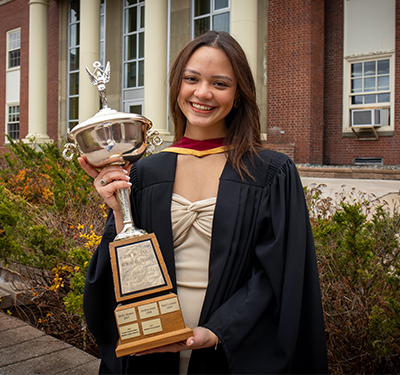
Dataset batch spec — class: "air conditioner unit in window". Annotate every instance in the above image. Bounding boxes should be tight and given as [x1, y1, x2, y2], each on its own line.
[352, 109, 381, 126]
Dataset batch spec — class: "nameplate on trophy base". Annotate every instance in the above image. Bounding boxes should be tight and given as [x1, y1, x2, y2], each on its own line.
[114, 294, 193, 357]
[110, 233, 193, 357]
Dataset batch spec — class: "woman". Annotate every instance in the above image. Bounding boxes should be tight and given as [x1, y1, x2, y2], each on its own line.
[80, 31, 328, 374]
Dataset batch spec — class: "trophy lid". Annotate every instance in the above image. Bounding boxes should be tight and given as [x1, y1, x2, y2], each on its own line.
[66, 108, 153, 144]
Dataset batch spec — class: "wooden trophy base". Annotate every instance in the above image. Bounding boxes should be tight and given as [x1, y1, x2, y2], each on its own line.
[114, 293, 193, 357]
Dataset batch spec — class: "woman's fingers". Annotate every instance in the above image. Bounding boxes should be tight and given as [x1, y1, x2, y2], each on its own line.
[78, 155, 132, 181]
[78, 156, 99, 179]
[94, 168, 130, 189]
[132, 327, 219, 356]
[184, 327, 218, 349]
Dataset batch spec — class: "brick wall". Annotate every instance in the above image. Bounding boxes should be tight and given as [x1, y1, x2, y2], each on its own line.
[323, 0, 344, 165]
[267, 0, 325, 164]
[324, 0, 400, 166]
[0, 0, 59, 155]
[47, 2, 59, 141]
[0, 0, 29, 154]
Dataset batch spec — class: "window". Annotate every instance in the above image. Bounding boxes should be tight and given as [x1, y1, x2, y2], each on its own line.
[67, 0, 80, 131]
[123, 0, 145, 89]
[125, 101, 143, 115]
[345, 55, 393, 129]
[350, 59, 390, 105]
[192, 0, 230, 38]
[67, 0, 105, 131]
[7, 29, 20, 69]
[7, 105, 20, 140]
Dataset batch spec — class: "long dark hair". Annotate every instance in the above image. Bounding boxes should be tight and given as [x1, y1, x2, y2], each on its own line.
[169, 31, 262, 177]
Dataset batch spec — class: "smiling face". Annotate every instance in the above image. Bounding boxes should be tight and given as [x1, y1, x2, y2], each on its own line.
[177, 46, 237, 140]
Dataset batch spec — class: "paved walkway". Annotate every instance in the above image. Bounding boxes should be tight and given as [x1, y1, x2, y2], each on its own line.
[301, 176, 400, 210]
[0, 312, 100, 375]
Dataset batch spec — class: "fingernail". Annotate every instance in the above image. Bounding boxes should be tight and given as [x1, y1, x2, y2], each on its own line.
[127, 182, 132, 186]
[188, 340, 194, 347]
[123, 169, 128, 174]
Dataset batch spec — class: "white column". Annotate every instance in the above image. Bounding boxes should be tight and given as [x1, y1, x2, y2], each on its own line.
[79, 0, 101, 122]
[25, 0, 50, 143]
[144, 0, 170, 136]
[230, 0, 258, 78]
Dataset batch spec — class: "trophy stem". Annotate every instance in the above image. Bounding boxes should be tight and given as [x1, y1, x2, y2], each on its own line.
[114, 188, 147, 240]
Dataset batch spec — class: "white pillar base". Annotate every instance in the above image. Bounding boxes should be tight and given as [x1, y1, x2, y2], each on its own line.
[22, 133, 52, 144]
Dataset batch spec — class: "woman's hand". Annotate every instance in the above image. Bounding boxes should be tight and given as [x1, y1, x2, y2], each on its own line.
[133, 327, 219, 356]
[78, 156, 132, 232]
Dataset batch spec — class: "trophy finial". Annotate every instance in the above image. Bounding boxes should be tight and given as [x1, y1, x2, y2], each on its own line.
[85, 61, 111, 109]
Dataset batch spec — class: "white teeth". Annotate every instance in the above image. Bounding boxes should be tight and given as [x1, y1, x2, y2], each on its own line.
[191, 103, 213, 111]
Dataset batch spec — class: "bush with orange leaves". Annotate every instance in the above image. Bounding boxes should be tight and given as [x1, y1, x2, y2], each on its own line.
[0, 137, 107, 356]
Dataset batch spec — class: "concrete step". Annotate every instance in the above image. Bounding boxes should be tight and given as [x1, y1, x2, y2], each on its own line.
[0, 281, 31, 310]
[0, 285, 12, 310]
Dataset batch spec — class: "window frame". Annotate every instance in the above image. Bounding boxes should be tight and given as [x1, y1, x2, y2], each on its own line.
[342, 53, 395, 134]
[100, 0, 106, 67]
[7, 28, 21, 71]
[67, 0, 80, 131]
[124, 100, 144, 115]
[6, 103, 20, 140]
[191, 0, 230, 39]
[122, 0, 145, 90]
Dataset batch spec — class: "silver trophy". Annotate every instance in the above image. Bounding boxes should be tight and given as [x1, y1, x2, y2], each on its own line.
[63, 61, 163, 241]
[64, 62, 192, 357]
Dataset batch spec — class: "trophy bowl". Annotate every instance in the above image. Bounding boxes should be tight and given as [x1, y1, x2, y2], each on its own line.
[63, 108, 155, 168]
[62, 108, 162, 241]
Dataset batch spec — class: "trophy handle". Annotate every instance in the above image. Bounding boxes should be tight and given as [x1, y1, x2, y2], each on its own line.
[147, 129, 163, 148]
[114, 187, 146, 240]
[62, 143, 79, 161]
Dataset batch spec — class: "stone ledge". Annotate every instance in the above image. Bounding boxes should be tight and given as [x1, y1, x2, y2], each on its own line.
[297, 166, 400, 180]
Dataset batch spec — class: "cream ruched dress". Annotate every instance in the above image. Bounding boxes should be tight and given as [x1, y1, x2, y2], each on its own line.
[170, 193, 216, 375]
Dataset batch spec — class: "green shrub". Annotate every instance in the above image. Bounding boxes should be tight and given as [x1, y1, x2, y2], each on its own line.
[0, 138, 105, 356]
[306, 184, 400, 374]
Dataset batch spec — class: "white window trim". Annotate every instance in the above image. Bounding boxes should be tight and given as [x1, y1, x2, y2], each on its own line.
[5, 102, 20, 143]
[6, 28, 21, 72]
[122, 0, 145, 89]
[122, 0, 145, 113]
[342, 52, 395, 134]
[100, 0, 106, 67]
[124, 100, 144, 115]
[191, 0, 230, 39]
[67, 0, 80, 132]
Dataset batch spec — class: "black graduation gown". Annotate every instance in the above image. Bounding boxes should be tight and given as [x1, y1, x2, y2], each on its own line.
[83, 149, 328, 375]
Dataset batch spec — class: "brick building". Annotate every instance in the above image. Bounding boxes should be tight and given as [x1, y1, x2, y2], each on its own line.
[0, 0, 398, 166]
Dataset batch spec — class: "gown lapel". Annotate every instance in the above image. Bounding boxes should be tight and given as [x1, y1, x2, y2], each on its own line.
[199, 162, 242, 324]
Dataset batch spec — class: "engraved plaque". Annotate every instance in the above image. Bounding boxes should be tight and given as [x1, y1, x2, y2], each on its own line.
[120, 323, 141, 340]
[115, 307, 137, 325]
[159, 297, 180, 314]
[117, 241, 164, 295]
[138, 302, 159, 319]
[110, 234, 173, 301]
[142, 318, 163, 335]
